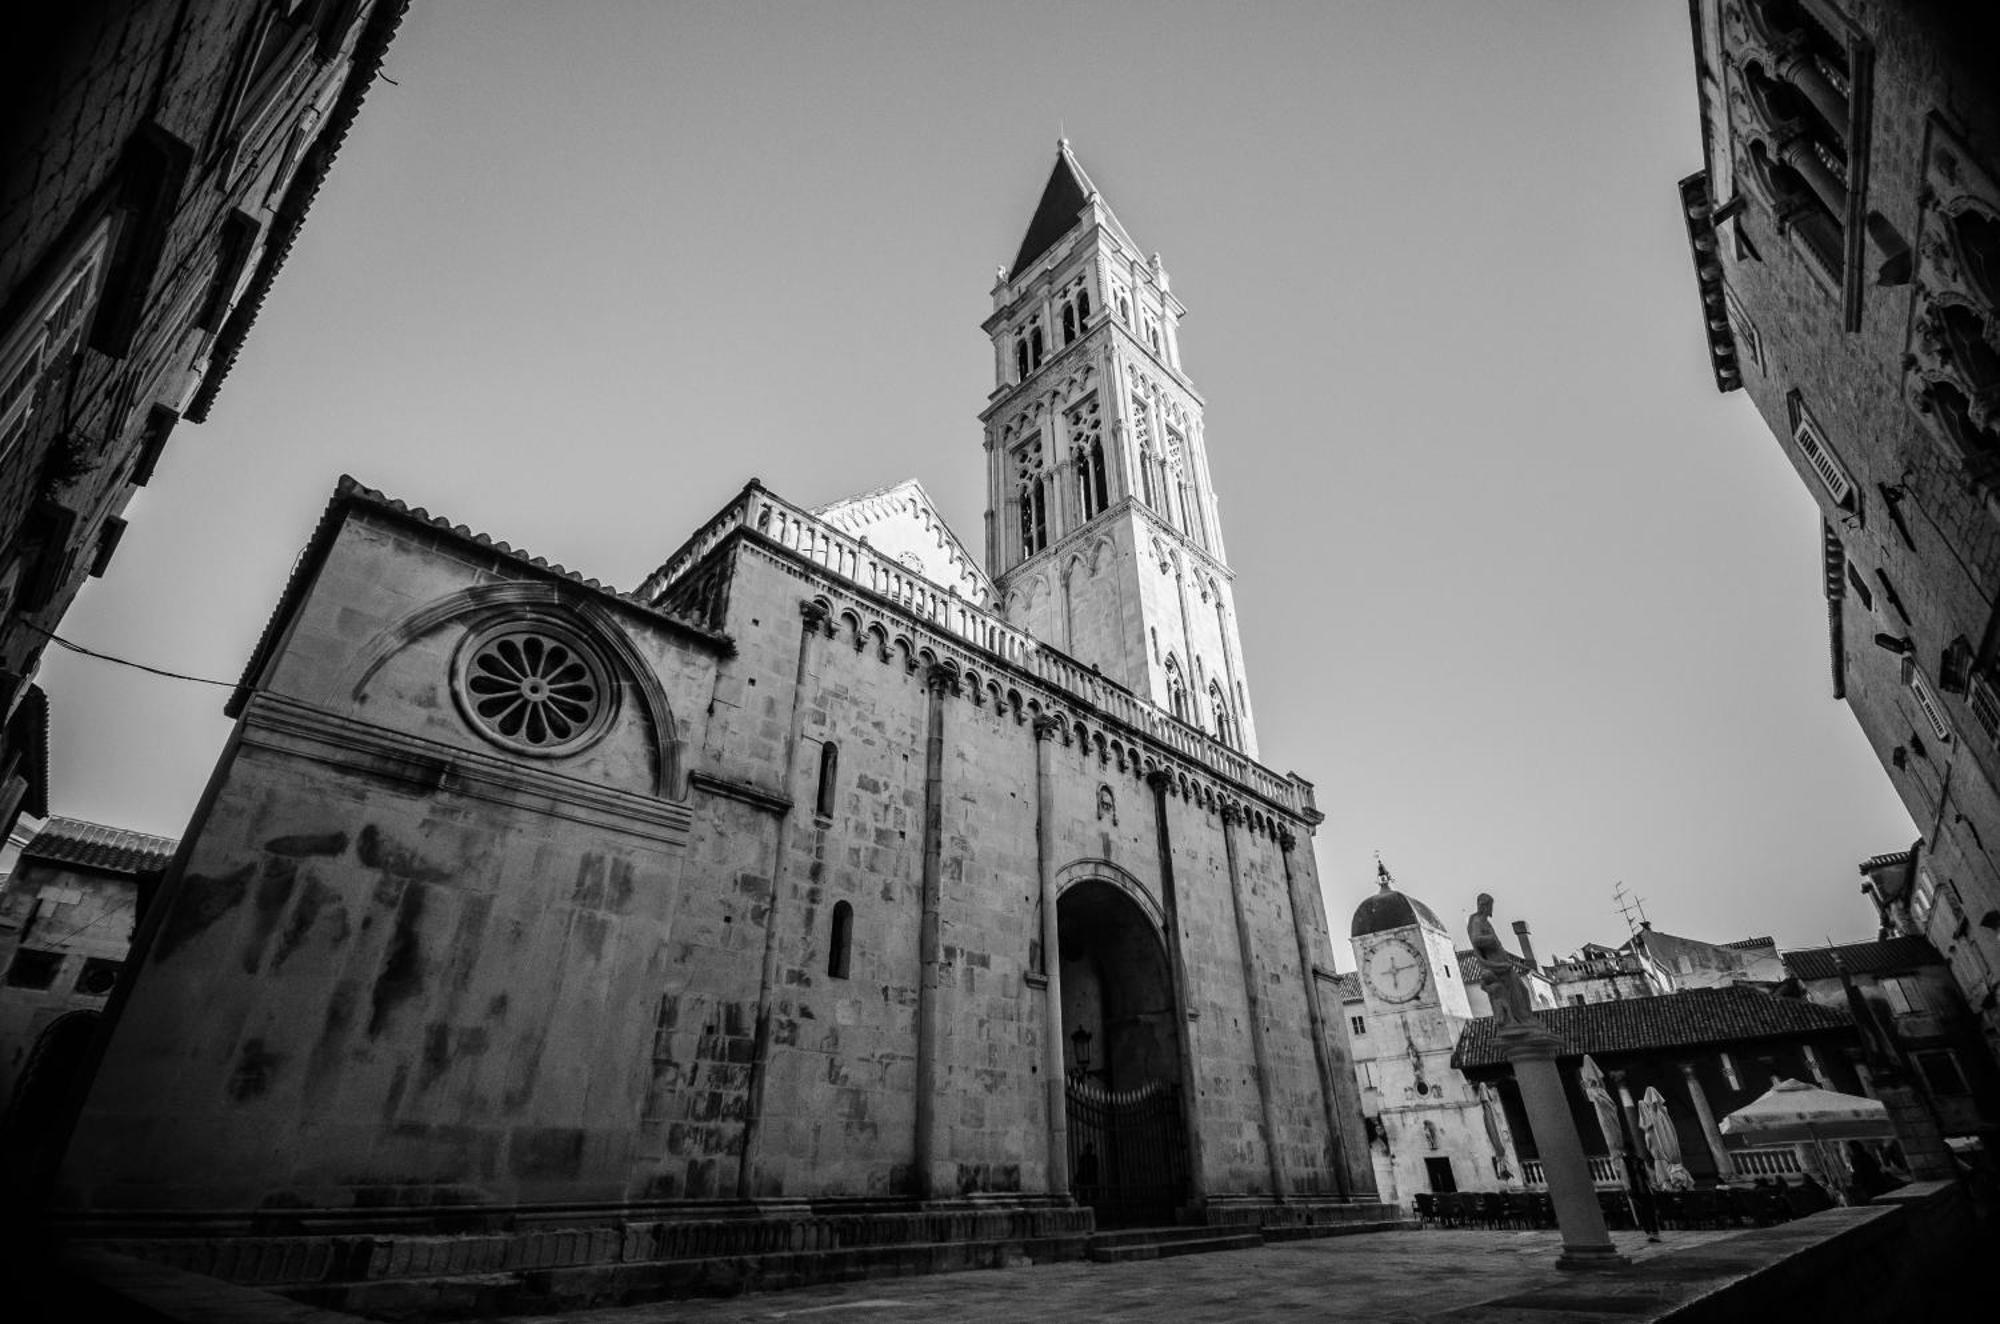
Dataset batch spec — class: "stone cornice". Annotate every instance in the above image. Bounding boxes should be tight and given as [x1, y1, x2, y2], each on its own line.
[689, 771, 792, 816]
[238, 694, 694, 848]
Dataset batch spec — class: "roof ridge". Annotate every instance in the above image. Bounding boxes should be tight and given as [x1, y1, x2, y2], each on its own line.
[227, 475, 729, 717]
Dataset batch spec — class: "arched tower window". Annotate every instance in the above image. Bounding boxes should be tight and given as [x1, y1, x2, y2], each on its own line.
[815, 741, 839, 819]
[1084, 439, 1108, 517]
[1030, 324, 1045, 370]
[1164, 655, 1189, 722]
[1210, 682, 1236, 749]
[828, 900, 853, 979]
[1020, 476, 1048, 554]
[1015, 338, 1028, 381]
[1077, 288, 1091, 324]
[1062, 303, 1077, 344]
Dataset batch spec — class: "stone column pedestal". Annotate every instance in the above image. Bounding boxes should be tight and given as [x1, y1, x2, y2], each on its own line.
[1502, 1029, 1626, 1270]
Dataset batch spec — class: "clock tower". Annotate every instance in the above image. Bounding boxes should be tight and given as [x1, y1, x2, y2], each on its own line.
[1347, 863, 1516, 1204]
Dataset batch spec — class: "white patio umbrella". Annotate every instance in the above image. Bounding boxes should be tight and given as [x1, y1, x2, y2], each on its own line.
[1638, 1086, 1693, 1190]
[1579, 1055, 1626, 1166]
[1718, 1077, 1891, 1181]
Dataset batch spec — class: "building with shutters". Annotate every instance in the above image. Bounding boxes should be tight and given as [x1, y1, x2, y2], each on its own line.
[0, 1, 407, 848]
[1678, 0, 2000, 1061]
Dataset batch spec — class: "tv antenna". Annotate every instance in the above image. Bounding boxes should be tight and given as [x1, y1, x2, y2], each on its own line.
[1612, 881, 1649, 937]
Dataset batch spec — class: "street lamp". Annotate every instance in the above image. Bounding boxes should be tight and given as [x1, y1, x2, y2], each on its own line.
[1070, 1027, 1093, 1078]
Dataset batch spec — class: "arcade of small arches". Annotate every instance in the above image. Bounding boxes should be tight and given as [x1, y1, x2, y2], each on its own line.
[1722, 0, 1865, 291]
[802, 594, 1299, 842]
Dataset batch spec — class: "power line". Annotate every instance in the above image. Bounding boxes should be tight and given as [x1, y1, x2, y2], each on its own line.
[19, 621, 238, 690]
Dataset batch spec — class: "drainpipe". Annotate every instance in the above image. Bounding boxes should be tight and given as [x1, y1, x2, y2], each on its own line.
[738, 599, 829, 1199]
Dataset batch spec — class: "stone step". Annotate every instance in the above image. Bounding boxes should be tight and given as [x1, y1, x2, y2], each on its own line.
[1087, 1230, 1264, 1263]
[1260, 1218, 1417, 1243]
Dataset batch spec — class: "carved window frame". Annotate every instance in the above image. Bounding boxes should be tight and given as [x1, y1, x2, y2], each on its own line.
[451, 616, 618, 758]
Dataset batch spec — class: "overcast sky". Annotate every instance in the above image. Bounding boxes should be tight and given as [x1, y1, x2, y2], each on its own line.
[39, 1, 1917, 965]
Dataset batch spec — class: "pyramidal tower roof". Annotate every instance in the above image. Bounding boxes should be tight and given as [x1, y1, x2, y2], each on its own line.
[1008, 139, 1136, 280]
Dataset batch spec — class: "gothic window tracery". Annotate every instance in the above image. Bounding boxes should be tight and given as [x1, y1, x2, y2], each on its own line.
[1904, 127, 2000, 505]
[1164, 654, 1189, 723]
[1020, 475, 1048, 555]
[1723, 0, 1868, 316]
[1210, 681, 1238, 749]
[1067, 393, 1107, 519]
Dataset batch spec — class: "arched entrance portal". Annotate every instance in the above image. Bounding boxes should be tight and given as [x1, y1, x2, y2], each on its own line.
[1057, 878, 1188, 1227]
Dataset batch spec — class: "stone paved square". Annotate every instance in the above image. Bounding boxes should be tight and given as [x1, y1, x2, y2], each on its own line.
[494, 1229, 1738, 1323]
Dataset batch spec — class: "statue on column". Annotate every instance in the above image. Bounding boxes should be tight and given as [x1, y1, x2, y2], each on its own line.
[1469, 893, 1538, 1033]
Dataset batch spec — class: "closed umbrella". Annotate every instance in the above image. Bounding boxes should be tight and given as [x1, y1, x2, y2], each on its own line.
[1477, 1082, 1513, 1181]
[1579, 1055, 1626, 1170]
[1639, 1086, 1693, 1190]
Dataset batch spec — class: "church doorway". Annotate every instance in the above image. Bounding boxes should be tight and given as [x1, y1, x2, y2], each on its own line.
[1057, 879, 1187, 1227]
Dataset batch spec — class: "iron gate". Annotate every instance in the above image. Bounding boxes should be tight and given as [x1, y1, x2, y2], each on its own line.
[1066, 1075, 1188, 1227]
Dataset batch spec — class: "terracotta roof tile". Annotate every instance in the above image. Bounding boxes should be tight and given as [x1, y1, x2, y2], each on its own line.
[1781, 936, 1945, 982]
[1451, 985, 1852, 1071]
[20, 816, 177, 874]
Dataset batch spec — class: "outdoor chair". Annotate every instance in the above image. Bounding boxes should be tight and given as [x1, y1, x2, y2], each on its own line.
[1710, 1187, 1744, 1226]
[1499, 1191, 1529, 1229]
[1477, 1192, 1505, 1228]
[1437, 1191, 1466, 1227]
[1413, 1192, 1437, 1228]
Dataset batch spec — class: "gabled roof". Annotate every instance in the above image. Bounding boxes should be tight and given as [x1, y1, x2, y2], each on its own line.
[1451, 985, 1853, 1071]
[1782, 936, 1947, 982]
[813, 478, 995, 603]
[1007, 142, 1137, 279]
[227, 476, 729, 718]
[20, 816, 177, 875]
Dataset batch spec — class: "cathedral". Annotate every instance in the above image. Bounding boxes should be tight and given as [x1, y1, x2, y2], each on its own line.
[51, 145, 1380, 1288]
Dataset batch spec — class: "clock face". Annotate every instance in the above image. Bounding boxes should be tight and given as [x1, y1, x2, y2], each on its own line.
[1364, 936, 1428, 1004]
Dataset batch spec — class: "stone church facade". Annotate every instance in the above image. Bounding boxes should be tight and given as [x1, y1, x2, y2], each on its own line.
[54, 147, 1374, 1242]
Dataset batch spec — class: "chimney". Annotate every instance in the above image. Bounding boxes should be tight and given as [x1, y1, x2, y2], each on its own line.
[1511, 919, 1538, 969]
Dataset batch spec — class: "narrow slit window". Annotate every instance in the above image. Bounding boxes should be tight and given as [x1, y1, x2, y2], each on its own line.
[815, 741, 839, 819]
[828, 901, 853, 979]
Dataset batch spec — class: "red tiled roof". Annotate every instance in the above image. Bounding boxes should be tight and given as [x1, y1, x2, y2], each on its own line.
[1451, 985, 1852, 1071]
[19, 816, 177, 874]
[1782, 936, 1945, 982]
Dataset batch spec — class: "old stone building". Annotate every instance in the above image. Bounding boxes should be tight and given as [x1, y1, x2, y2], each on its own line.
[1680, 0, 2000, 1058]
[1345, 868, 1536, 1203]
[0, 1, 406, 846]
[0, 818, 174, 1196]
[49, 145, 1384, 1302]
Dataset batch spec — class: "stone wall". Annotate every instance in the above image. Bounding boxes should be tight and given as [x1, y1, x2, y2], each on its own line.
[56, 488, 1353, 1219]
[1695, 0, 2000, 1051]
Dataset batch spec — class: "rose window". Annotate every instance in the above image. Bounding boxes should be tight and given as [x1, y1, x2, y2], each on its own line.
[453, 621, 613, 756]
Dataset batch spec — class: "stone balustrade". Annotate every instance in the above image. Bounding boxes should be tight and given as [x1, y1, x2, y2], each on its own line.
[640, 483, 1307, 815]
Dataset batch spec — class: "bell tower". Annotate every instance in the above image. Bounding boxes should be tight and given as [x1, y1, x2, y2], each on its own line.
[980, 141, 1258, 756]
